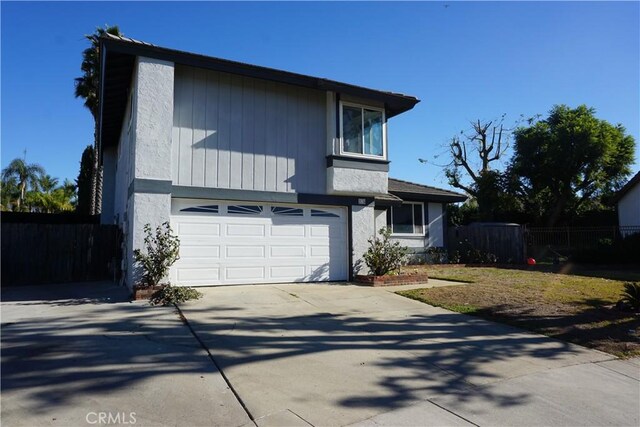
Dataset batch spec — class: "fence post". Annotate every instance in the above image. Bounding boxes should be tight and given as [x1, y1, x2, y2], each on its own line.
[522, 225, 527, 261]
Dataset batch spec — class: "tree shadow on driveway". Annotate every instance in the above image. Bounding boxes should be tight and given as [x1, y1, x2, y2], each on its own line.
[1, 283, 248, 426]
[179, 290, 607, 425]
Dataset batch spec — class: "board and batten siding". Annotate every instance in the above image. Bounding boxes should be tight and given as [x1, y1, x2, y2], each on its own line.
[172, 65, 327, 194]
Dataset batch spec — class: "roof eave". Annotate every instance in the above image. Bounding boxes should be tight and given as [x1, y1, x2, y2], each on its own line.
[100, 36, 420, 117]
[611, 172, 640, 204]
[389, 190, 467, 203]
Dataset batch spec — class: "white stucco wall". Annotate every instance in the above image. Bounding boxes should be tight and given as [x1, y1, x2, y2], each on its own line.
[618, 184, 640, 228]
[134, 57, 174, 181]
[127, 193, 172, 286]
[122, 57, 175, 289]
[392, 236, 428, 249]
[352, 204, 376, 274]
[427, 203, 444, 247]
[328, 167, 387, 196]
[374, 209, 386, 234]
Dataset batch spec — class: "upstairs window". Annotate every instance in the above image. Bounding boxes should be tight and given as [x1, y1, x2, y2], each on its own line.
[340, 103, 385, 158]
[387, 202, 424, 235]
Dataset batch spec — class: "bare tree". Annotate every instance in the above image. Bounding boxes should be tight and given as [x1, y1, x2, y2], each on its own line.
[421, 115, 513, 219]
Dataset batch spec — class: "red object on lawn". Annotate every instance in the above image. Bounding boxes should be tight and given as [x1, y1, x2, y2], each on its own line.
[527, 257, 536, 265]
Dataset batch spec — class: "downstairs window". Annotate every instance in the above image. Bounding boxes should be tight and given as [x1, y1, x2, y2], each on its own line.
[387, 203, 424, 235]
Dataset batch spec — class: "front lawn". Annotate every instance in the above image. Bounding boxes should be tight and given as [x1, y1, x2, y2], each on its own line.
[398, 266, 640, 358]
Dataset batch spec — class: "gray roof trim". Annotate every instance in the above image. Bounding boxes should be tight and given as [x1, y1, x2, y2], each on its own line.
[388, 178, 467, 203]
[374, 193, 404, 207]
[101, 34, 419, 112]
[612, 171, 640, 204]
[99, 34, 420, 152]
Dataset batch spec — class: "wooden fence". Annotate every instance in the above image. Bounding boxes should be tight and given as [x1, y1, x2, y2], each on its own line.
[447, 224, 640, 264]
[1, 222, 121, 286]
[524, 226, 640, 261]
[448, 223, 526, 263]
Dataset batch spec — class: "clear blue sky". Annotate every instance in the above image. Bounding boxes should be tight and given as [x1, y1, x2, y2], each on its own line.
[2, 1, 639, 190]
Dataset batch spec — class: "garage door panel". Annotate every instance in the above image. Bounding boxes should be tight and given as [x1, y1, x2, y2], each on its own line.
[171, 200, 348, 286]
[226, 224, 265, 237]
[309, 224, 331, 238]
[270, 266, 307, 280]
[309, 245, 332, 257]
[180, 245, 221, 258]
[271, 224, 306, 237]
[177, 222, 220, 236]
[177, 268, 220, 282]
[270, 245, 306, 258]
[227, 266, 265, 281]
[308, 264, 331, 281]
[226, 245, 265, 258]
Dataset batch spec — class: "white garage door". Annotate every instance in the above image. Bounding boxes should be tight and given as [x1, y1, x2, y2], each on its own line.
[170, 199, 349, 286]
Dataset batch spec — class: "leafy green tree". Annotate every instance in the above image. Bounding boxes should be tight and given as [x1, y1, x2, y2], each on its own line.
[510, 105, 635, 226]
[1, 157, 45, 211]
[74, 25, 122, 215]
[76, 145, 95, 215]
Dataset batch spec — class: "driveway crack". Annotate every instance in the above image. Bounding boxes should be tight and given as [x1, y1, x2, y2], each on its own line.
[174, 304, 257, 426]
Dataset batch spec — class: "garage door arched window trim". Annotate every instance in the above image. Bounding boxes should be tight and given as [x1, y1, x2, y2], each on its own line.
[271, 206, 304, 216]
[180, 205, 219, 214]
[227, 205, 264, 215]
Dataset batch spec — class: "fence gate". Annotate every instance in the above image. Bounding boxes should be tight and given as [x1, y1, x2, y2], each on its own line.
[448, 223, 525, 263]
[1, 222, 122, 286]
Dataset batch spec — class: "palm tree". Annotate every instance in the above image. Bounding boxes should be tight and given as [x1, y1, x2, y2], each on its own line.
[1, 176, 19, 211]
[1, 158, 45, 211]
[39, 174, 59, 194]
[28, 177, 76, 213]
[74, 25, 122, 215]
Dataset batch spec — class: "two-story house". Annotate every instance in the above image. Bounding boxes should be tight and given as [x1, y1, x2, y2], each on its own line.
[98, 35, 465, 288]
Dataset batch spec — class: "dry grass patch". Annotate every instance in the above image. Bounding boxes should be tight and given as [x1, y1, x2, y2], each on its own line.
[399, 266, 640, 358]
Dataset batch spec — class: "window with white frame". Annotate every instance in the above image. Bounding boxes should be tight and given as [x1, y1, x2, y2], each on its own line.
[388, 202, 424, 235]
[340, 102, 385, 157]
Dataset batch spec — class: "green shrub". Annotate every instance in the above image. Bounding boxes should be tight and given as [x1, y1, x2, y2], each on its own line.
[451, 239, 498, 264]
[363, 227, 408, 276]
[621, 282, 640, 311]
[150, 285, 203, 306]
[426, 247, 448, 264]
[134, 222, 180, 287]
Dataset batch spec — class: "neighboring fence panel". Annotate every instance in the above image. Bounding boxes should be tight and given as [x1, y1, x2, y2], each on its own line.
[525, 226, 640, 261]
[1, 223, 121, 286]
[448, 223, 525, 263]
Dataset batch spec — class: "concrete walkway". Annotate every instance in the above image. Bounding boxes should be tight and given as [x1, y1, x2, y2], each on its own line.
[1, 282, 251, 427]
[179, 283, 640, 427]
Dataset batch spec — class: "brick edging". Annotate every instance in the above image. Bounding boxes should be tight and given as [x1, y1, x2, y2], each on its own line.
[355, 273, 429, 287]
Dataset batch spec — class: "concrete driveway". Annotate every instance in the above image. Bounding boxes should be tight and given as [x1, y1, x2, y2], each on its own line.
[179, 282, 640, 427]
[1, 282, 250, 427]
